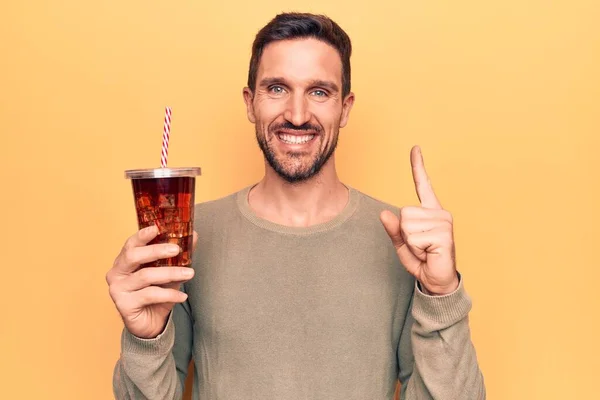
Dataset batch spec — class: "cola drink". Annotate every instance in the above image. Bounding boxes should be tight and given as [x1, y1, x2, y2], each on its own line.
[125, 167, 201, 267]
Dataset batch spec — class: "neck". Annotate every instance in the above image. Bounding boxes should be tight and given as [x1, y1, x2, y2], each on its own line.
[248, 157, 349, 227]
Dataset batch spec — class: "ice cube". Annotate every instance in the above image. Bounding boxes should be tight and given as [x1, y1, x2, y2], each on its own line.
[136, 193, 153, 209]
[177, 193, 192, 207]
[163, 208, 181, 223]
[158, 194, 176, 208]
[155, 218, 168, 234]
[178, 207, 192, 222]
[165, 221, 192, 238]
[140, 209, 158, 223]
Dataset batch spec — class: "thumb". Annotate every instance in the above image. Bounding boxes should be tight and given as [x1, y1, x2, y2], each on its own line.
[380, 210, 404, 249]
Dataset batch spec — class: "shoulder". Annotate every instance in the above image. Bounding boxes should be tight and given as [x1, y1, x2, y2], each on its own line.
[343, 185, 401, 239]
[193, 185, 248, 225]
[194, 189, 238, 214]
[351, 186, 400, 217]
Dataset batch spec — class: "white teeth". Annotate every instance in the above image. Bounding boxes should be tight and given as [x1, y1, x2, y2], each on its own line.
[278, 134, 315, 144]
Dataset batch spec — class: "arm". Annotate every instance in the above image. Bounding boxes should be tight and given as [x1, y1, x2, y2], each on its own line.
[397, 275, 486, 399]
[112, 287, 194, 399]
[379, 146, 485, 398]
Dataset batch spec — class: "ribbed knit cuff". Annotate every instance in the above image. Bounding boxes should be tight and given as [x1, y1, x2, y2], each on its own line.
[121, 312, 175, 355]
[412, 274, 472, 332]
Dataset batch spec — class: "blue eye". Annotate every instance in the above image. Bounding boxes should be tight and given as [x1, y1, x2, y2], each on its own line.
[312, 90, 327, 97]
[269, 86, 285, 94]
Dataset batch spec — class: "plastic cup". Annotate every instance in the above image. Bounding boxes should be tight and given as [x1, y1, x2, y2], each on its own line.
[124, 167, 201, 267]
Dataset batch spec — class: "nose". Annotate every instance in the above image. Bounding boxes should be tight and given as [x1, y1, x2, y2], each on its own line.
[283, 93, 311, 127]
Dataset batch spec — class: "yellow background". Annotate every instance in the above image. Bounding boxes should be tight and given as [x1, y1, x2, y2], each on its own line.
[1, 0, 598, 399]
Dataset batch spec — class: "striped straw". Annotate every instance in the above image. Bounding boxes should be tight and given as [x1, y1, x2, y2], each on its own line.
[160, 107, 172, 168]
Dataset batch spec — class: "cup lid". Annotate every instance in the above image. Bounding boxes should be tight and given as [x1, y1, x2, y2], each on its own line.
[124, 167, 201, 179]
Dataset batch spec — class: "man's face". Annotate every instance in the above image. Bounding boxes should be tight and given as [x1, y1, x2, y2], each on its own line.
[243, 38, 354, 183]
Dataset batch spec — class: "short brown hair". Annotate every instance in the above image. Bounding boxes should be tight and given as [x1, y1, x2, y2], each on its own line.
[247, 12, 352, 97]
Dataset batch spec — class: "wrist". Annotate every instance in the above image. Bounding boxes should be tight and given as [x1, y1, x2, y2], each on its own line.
[121, 313, 175, 355]
[419, 273, 460, 296]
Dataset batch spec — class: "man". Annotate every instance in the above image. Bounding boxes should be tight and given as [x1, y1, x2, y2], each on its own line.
[107, 12, 486, 400]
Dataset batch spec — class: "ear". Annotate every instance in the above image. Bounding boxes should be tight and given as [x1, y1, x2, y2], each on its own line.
[339, 92, 355, 128]
[242, 87, 256, 123]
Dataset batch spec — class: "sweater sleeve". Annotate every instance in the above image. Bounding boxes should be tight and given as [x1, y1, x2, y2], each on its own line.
[397, 274, 486, 400]
[112, 287, 194, 400]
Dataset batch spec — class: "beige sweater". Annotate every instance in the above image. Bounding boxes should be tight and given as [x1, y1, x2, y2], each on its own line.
[112, 185, 486, 399]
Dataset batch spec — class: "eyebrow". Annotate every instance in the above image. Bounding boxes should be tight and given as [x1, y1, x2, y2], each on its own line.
[258, 77, 340, 93]
[309, 79, 340, 93]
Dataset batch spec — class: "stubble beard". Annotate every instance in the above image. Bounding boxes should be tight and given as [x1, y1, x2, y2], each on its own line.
[255, 126, 339, 184]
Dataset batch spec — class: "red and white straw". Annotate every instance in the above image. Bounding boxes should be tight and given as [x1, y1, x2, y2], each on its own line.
[160, 107, 172, 168]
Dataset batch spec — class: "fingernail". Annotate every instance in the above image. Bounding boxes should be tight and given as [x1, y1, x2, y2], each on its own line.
[167, 245, 180, 255]
[182, 268, 194, 277]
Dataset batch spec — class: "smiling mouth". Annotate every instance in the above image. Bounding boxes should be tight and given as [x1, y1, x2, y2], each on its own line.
[277, 133, 316, 144]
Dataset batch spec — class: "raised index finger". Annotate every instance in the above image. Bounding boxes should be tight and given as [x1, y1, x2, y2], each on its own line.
[410, 145, 442, 209]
